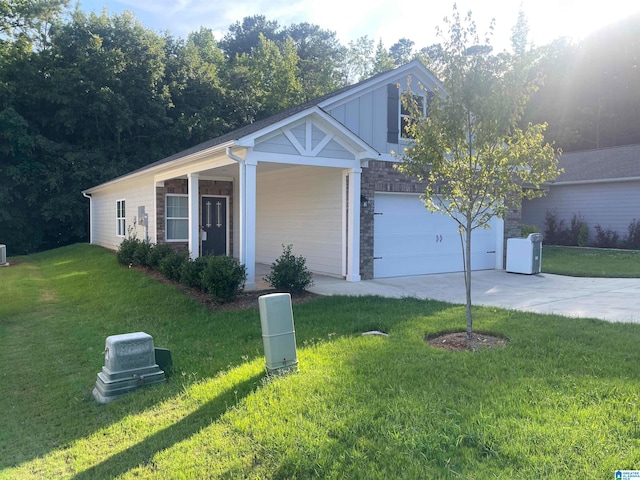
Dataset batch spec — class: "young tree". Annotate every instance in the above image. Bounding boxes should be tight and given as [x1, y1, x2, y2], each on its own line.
[398, 6, 561, 340]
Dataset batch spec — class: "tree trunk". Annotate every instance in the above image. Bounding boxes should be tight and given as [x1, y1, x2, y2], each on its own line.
[465, 220, 473, 341]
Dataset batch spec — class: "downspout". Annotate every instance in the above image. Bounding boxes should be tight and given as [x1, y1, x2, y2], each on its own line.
[226, 146, 246, 264]
[82, 192, 93, 245]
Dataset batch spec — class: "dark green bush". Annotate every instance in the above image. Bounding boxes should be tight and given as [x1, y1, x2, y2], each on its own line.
[180, 256, 209, 290]
[544, 210, 565, 245]
[592, 225, 620, 248]
[116, 236, 142, 266]
[132, 240, 153, 267]
[520, 225, 539, 238]
[159, 250, 189, 282]
[264, 244, 313, 294]
[201, 255, 247, 303]
[569, 214, 589, 247]
[623, 219, 640, 250]
[544, 211, 588, 246]
[148, 243, 175, 268]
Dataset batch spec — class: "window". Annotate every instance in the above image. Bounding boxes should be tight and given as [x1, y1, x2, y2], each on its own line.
[400, 93, 426, 140]
[116, 200, 126, 237]
[166, 194, 188, 241]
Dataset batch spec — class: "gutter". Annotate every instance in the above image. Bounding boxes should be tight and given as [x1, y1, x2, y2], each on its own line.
[547, 176, 640, 186]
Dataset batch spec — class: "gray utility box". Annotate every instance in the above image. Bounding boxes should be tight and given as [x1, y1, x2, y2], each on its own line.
[0, 244, 7, 266]
[506, 233, 543, 274]
[93, 332, 166, 404]
[258, 293, 298, 373]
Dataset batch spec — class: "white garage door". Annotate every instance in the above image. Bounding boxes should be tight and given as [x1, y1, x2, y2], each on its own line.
[373, 193, 499, 278]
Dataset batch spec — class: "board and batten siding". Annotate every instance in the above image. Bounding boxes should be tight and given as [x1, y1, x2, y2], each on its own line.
[522, 180, 640, 241]
[256, 166, 343, 276]
[90, 175, 156, 251]
[323, 70, 430, 155]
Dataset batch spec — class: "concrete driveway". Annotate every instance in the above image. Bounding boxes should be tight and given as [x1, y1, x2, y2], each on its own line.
[307, 270, 640, 323]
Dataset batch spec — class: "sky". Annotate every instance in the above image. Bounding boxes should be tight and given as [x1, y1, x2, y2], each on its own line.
[76, 0, 640, 52]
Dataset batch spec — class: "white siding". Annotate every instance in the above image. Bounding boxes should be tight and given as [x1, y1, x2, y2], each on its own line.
[256, 166, 343, 276]
[90, 175, 156, 251]
[522, 180, 640, 241]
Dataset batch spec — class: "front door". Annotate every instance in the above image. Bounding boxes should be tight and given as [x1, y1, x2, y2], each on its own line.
[201, 196, 228, 256]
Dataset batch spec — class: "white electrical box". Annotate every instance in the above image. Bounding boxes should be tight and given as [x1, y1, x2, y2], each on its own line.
[0, 244, 6, 265]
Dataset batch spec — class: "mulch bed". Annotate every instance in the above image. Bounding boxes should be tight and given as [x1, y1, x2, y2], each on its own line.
[137, 266, 318, 311]
[426, 332, 508, 352]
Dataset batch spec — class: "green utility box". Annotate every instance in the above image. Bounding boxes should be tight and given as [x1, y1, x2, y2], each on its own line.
[258, 293, 298, 373]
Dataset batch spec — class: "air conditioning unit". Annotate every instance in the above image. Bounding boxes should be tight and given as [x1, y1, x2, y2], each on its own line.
[0, 244, 6, 265]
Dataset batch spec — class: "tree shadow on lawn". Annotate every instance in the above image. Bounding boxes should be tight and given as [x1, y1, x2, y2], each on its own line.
[72, 372, 264, 480]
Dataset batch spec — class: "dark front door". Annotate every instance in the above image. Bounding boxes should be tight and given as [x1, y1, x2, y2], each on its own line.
[201, 196, 227, 256]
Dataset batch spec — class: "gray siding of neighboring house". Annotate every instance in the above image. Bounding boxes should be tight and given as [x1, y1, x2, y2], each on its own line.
[522, 180, 640, 241]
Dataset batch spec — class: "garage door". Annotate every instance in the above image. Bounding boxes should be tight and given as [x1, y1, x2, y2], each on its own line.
[373, 193, 498, 278]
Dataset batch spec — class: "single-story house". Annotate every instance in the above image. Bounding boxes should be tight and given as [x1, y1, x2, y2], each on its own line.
[83, 60, 517, 288]
[522, 144, 640, 241]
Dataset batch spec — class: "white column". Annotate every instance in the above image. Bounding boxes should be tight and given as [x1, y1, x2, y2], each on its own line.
[243, 160, 257, 289]
[188, 172, 199, 259]
[347, 168, 361, 282]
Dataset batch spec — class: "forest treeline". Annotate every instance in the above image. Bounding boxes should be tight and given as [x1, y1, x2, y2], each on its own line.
[1, 1, 639, 254]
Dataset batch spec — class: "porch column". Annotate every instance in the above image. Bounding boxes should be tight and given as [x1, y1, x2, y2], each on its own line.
[347, 167, 361, 282]
[242, 160, 257, 289]
[188, 172, 199, 259]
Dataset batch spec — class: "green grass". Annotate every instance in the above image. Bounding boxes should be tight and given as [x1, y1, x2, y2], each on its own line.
[542, 245, 640, 277]
[2, 244, 640, 478]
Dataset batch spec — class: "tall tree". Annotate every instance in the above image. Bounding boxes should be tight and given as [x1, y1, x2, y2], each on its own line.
[219, 15, 281, 59]
[389, 37, 415, 66]
[341, 35, 375, 84]
[372, 39, 395, 74]
[163, 28, 229, 148]
[282, 22, 344, 99]
[399, 6, 560, 340]
[233, 34, 303, 119]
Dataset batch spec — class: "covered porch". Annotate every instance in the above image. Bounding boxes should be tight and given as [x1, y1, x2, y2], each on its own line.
[151, 108, 378, 288]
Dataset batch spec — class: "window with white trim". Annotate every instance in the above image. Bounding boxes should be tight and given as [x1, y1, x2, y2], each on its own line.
[166, 194, 188, 241]
[400, 93, 428, 140]
[116, 199, 126, 237]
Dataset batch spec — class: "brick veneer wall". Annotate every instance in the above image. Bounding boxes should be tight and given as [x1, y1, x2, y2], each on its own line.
[156, 179, 234, 256]
[359, 160, 523, 279]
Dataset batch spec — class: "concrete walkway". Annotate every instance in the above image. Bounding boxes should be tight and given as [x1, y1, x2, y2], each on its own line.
[307, 270, 640, 323]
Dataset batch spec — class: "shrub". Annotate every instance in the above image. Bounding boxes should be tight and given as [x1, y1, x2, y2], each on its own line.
[592, 225, 620, 249]
[623, 219, 640, 250]
[520, 225, 539, 238]
[201, 255, 247, 303]
[544, 210, 565, 245]
[159, 250, 189, 282]
[180, 256, 209, 290]
[132, 240, 153, 267]
[147, 243, 174, 269]
[544, 211, 588, 246]
[569, 214, 589, 247]
[264, 244, 313, 293]
[116, 235, 142, 266]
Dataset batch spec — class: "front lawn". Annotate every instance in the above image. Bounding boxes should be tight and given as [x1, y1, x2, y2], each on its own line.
[542, 245, 640, 277]
[2, 244, 640, 478]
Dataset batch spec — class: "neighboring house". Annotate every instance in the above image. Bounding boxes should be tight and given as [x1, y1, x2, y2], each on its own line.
[522, 144, 640, 242]
[83, 61, 515, 288]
